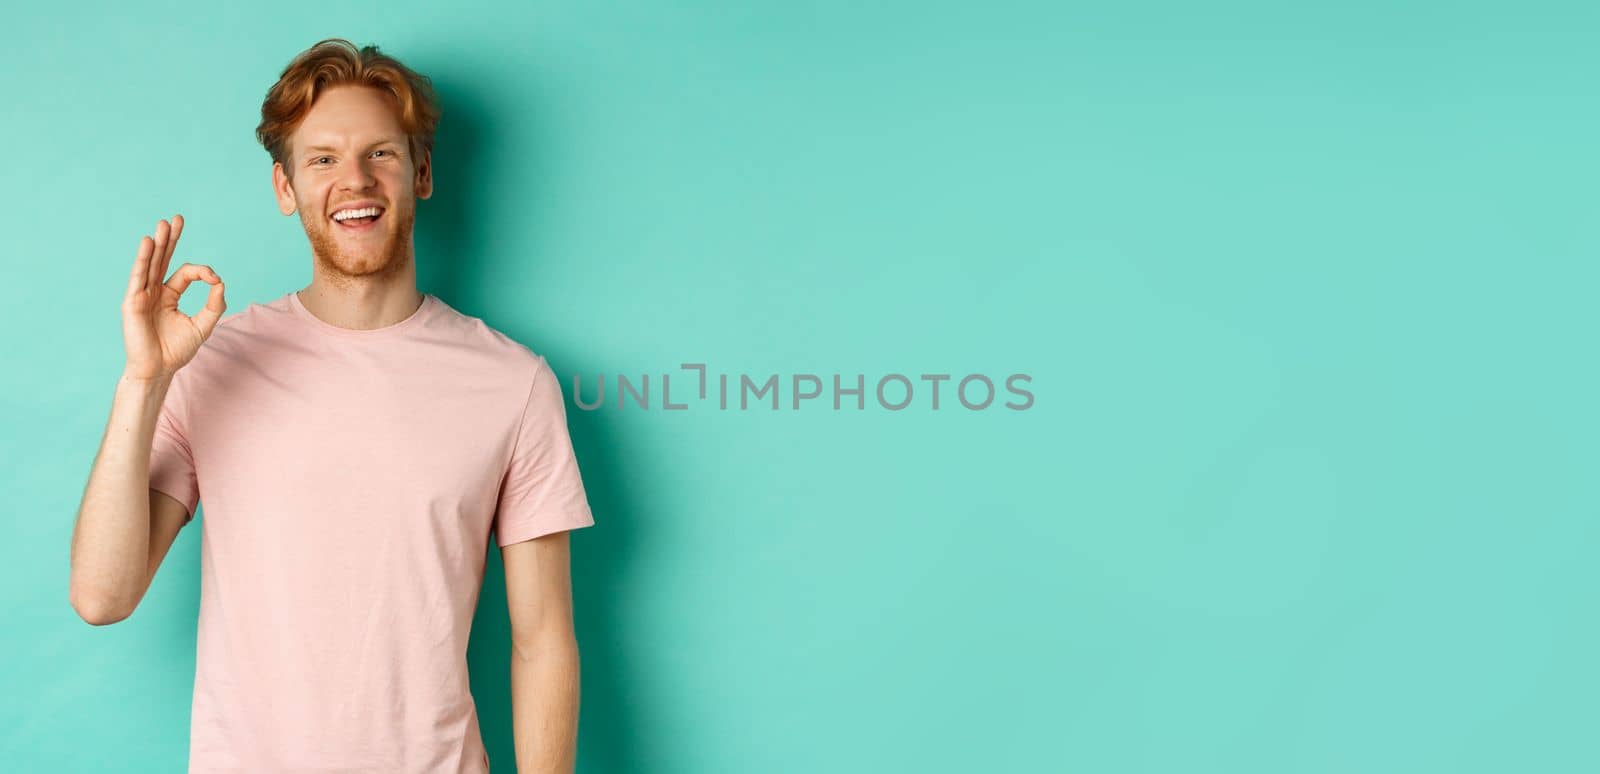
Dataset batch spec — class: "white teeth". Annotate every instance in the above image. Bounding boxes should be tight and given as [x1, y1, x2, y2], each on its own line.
[333, 206, 382, 222]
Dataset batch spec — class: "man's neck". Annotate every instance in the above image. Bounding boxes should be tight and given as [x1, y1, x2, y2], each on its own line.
[295, 281, 425, 331]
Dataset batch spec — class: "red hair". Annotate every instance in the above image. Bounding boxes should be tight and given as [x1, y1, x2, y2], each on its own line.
[256, 38, 441, 180]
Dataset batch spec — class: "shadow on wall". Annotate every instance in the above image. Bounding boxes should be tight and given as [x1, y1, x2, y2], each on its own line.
[414, 63, 646, 773]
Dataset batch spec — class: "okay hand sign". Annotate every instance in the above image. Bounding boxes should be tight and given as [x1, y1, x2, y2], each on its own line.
[121, 215, 227, 381]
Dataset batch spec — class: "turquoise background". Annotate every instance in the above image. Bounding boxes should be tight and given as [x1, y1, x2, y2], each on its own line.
[3, 1, 1594, 772]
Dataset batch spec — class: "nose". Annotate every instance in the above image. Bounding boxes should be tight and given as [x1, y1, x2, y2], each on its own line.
[337, 155, 378, 192]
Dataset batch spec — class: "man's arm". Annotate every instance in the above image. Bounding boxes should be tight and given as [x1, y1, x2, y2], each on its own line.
[69, 369, 193, 625]
[68, 214, 225, 625]
[71, 370, 178, 624]
[503, 530, 583, 774]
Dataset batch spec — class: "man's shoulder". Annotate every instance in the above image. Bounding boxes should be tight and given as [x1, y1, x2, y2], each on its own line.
[423, 295, 550, 374]
[182, 293, 292, 361]
[205, 291, 295, 337]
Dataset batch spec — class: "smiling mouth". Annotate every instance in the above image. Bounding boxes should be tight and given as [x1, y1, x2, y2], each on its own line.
[331, 207, 386, 232]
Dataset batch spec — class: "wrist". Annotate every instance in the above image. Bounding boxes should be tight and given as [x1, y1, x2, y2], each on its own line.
[119, 368, 174, 389]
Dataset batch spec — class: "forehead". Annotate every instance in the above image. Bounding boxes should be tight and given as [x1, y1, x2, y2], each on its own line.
[291, 85, 406, 153]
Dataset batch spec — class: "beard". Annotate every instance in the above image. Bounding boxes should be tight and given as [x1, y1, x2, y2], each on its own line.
[300, 204, 416, 282]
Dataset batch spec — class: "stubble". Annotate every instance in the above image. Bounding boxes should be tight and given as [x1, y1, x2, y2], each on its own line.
[301, 205, 417, 286]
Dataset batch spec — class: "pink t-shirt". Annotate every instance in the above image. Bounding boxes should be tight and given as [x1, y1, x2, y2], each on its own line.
[148, 290, 595, 773]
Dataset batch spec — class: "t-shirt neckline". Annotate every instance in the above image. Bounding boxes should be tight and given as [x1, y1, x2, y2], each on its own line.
[287, 290, 437, 338]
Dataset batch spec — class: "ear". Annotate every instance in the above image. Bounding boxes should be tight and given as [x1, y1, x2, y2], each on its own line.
[272, 162, 297, 216]
[414, 148, 433, 201]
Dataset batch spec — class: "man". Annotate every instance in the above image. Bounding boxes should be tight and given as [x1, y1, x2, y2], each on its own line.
[68, 39, 594, 773]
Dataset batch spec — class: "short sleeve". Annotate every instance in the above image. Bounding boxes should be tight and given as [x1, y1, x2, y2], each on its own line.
[148, 370, 200, 524]
[492, 355, 596, 547]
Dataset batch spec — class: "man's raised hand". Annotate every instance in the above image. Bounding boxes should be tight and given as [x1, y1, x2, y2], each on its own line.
[122, 215, 227, 382]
